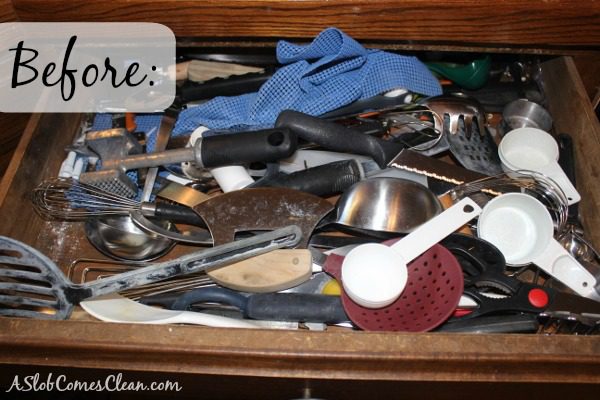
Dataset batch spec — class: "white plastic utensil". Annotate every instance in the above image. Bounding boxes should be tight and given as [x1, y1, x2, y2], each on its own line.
[80, 294, 298, 329]
[341, 197, 482, 308]
[477, 193, 600, 300]
[498, 127, 580, 205]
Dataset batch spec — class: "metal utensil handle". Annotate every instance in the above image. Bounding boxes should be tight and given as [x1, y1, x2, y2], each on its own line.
[104, 147, 195, 171]
[130, 211, 212, 244]
[82, 225, 302, 298]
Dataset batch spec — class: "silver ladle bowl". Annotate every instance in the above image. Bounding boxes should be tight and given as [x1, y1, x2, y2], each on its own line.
[85, 215, 175, 261]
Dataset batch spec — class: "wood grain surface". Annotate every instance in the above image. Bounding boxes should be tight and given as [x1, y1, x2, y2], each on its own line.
[541, 57, 600, 250]
[1, 318, 599, 383]
[0, 0, 18, 22]
[11, 0, 600, 50]
[0, 113, 30, 179]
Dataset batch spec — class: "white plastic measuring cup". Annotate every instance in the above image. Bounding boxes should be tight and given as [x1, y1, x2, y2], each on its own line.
[498, 127, 580, 205]
[477, 193, 599, 300]
[341, 197, 482, 308]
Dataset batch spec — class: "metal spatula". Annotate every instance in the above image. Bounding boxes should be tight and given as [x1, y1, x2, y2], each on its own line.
[0, 225, 301, 320]
[420, 95, 503, 175]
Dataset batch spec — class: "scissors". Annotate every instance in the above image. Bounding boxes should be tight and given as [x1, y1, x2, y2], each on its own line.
[441, 234, 600, 321]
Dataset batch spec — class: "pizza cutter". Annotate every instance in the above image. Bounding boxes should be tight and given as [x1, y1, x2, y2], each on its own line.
[192, 187, 334, 292]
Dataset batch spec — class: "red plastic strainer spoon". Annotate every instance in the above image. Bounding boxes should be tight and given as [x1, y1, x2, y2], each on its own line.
[340, 197, 479, 308]
[324, 242, 464, 332]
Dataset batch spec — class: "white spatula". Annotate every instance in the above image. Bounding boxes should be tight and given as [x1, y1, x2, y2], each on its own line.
[80, 294, 298, 329]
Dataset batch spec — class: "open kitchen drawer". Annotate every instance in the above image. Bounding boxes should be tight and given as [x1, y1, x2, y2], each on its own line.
[1, 2, 600, 395]
[1, 55, 599, 388]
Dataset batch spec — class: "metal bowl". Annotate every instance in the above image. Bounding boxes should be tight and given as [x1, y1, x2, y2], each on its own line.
[335, 177, 443, 234]
[85, 215, 175, 261]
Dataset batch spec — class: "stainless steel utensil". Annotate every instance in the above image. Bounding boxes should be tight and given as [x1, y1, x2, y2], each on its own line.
[501, 98, 552, 132]
[446, 171, 569, 233]
[419, 93, 487, 137]
[32, 178, 206, 226]
[0, 225, 302, 319]
[418, 94, 503, 175]
[334, 177, 443, 234]
[555, 133, 599, 264]
[85, 216, 176, 261]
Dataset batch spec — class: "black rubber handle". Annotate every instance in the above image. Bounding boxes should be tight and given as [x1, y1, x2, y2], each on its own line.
[275, 110, 403, 168]
[154, 203, 208, 228]
[199, 128, 297, 168]
[437, 314, 539, 333]
[251, 159, 363, 197]
[167, 287, 348, 323]
[171, 287, 249, 315]
[246, 293, 349, 323]
[138, 292, 184, 309]
[179, 72, 272, 103]
[557, 133, 578, 223]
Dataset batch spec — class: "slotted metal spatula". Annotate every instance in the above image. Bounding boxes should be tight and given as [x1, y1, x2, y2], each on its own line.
[0, 225, 301, 320]
[414, 95, 503, 175]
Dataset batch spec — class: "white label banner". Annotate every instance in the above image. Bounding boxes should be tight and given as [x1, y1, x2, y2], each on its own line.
[0, 22, 176, 112]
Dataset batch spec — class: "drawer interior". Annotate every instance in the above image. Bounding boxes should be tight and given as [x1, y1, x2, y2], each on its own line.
[0, 54, 599, 382]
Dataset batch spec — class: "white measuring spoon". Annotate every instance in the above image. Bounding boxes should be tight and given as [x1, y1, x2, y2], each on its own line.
[341, 197, 482, 308]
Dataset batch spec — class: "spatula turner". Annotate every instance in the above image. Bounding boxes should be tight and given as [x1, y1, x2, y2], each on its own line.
[0, 225, 301, 320]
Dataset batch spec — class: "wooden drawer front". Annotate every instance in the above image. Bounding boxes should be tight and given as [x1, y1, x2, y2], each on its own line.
[11, 0, 600, 49]
[0, 56, 599, 384]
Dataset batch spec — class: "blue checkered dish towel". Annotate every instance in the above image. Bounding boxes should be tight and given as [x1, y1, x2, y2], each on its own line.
[173, 27, 441, 134]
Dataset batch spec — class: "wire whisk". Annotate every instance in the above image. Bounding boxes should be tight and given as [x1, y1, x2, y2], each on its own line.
[32, 177, 205, 226]
[33, 177, 145, 219]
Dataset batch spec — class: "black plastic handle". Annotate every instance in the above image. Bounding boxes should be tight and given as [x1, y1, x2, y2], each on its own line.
[275, 110, 403, 168]
[154, 203, 207, 228]
[172, 287, 249, 314]
[199, 128, 297, 168]
[437, 314, 539, 333]
[251, 159, 363, 197]
[557, 133, 578, 223]
[246, 292, 348, 323]
[167, 287, 349, 323]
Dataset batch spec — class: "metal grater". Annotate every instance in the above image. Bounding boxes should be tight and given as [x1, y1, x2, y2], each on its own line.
[79, 170, 138, 198]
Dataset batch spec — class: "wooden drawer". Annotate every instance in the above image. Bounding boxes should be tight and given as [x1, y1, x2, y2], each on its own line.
[1, 15, 600, 397]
